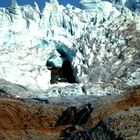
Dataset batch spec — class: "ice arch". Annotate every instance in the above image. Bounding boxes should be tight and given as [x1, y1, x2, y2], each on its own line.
[46, 41, 77, 84]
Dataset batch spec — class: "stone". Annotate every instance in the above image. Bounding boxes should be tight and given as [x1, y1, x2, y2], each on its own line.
[0, 86, 139, 139]
[0, 0, 139, 97]
[61, 107, 140, 140]
[89, 106, 140, 140]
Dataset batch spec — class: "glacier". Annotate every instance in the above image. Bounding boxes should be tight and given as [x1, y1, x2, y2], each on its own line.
[0, 0, 139, 98]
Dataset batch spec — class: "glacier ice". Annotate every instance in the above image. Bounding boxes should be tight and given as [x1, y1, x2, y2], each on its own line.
[0, 0, 139, 97]
[46, 49, 63, 68]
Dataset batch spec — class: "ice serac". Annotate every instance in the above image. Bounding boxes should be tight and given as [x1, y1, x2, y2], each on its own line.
[80, 0, 140, 12]
[0, 0, 139, 97]
[80, 0, 101, 9]
[79, 0, 120, 20]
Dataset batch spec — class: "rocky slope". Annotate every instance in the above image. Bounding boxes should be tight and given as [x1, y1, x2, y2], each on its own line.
[0, 86, 139, 139]
[0, 0, 139, 98]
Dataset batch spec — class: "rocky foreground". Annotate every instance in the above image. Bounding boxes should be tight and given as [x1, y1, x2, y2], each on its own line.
[0, 0, 140, 97]
[0, 86, 139, 140]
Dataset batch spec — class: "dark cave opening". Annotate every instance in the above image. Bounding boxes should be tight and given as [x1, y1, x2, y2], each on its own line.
[62, 59, 76, 83]
[48, 51, 77, 84]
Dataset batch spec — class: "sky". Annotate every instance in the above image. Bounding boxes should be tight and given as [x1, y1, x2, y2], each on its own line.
[0, 0, 79, 10]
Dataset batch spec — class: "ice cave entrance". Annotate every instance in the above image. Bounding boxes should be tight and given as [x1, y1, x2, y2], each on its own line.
[47, 49, 76, 84]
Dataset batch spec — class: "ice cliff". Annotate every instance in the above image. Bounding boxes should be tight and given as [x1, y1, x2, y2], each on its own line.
[0, 0, 139, 98]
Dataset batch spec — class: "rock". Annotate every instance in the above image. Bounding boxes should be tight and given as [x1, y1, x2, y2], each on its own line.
[61, 107, 140, 140]
[47, 83, 83, 97]
[0, 87, 139, 139]
[0, 79, 46, 99]
[56, 103, 93, 126]
[55, 86, 140, 126]
[0, 79, 84, 101]
[91, 107, 140, 140]
[0, 97, 66, 140]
